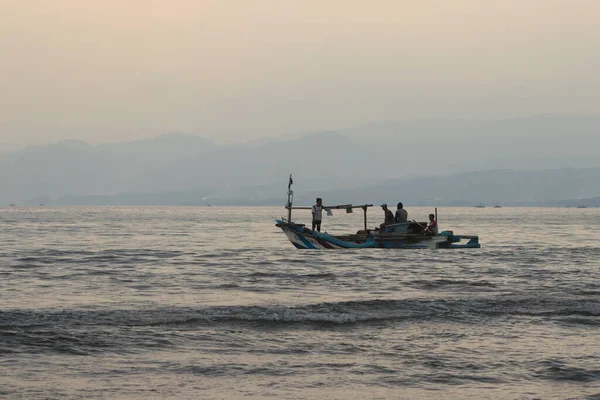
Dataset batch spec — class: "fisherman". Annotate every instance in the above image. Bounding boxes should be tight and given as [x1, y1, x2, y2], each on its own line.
[311, 198, 324, 232]
[380, 204, 395, 229]
[424, 213, 439, 235]
[395, 202, 408, 223]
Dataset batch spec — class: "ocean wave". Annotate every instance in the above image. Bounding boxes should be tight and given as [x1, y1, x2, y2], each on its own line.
[247, 272, 337, 280]
[534, 359, 600, 383]
[2, 296, 599, 333]
[408, 279, 496, 290]
[11, 249, 186, 265]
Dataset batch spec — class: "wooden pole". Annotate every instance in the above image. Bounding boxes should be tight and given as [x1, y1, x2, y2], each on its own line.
[363, 206, 368, 231]
[435, 207, 438, 222]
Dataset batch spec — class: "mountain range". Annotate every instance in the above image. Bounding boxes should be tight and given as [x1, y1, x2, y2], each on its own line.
[1, 115, 599, 206]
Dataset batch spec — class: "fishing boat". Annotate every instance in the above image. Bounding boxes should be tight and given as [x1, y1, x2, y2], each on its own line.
[275, 175, 480, 249]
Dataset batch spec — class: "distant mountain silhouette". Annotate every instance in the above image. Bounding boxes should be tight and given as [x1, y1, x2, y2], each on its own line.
[299, 167, 600, 206]
[0, 140, 119, 203]
[0, 134, 216, 204]
[2, 115, 600, 206]
[1, 131, 381, 205]
[124, 131, 379, 195]
[26, 167, 600, 207]
[98, 132, 216, 167]
[343, 115, 600, 175]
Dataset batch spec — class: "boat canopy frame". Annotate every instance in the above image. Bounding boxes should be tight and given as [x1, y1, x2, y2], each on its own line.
[284, 174, 373, 230]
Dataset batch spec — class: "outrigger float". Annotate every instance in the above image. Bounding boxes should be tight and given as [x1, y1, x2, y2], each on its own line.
[276, 175, 480, 249]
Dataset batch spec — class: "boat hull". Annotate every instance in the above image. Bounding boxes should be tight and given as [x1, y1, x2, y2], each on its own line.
[276, 221, 480, 249]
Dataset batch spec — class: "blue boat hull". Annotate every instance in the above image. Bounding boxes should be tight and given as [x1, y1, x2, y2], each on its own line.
[276, 220, 480, 249]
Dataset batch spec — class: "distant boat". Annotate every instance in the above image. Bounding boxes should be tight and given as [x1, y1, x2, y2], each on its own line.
[577, 205, 587, 208]
[9, 203, 15, 207]
[474, 204, 485, 208]
[493, 203, 502, 208]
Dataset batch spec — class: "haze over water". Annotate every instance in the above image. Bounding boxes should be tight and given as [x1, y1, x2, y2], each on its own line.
[1, 206, 599, 399]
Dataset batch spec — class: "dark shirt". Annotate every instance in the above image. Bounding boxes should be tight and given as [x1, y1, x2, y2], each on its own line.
[384, 209, 395, 225]
[395, 208, 408, 223]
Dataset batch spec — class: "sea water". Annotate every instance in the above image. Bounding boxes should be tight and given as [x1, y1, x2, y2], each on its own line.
[1, 206, 599, 399]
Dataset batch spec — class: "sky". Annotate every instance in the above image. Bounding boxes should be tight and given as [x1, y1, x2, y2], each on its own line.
[1, 0, 599, 146]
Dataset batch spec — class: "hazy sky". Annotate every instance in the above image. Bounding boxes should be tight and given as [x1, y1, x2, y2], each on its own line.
[1, 0, 599, 146]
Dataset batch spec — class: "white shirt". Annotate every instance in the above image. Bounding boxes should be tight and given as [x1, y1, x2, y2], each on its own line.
[312, 205, 323, 220]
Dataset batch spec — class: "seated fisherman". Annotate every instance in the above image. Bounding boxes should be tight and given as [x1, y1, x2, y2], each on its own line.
[424, 213, 439, 235]
[395, 202, 408, 223]
[380, 204, 395, 229]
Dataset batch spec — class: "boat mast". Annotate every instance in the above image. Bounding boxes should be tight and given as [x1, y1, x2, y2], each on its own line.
[286, 174, 293, 222]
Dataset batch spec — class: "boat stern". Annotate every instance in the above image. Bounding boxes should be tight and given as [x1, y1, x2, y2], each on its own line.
[438, 231, 481, 248]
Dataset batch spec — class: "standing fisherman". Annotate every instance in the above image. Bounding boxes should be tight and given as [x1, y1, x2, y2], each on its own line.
[312, 198, 324, 232]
